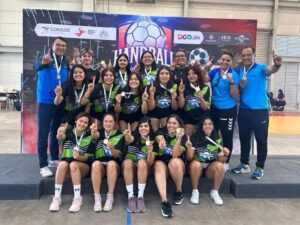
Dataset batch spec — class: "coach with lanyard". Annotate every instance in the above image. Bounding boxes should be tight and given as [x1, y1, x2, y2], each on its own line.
[232, 47, 282, 180]
[33, 37, 69, 178]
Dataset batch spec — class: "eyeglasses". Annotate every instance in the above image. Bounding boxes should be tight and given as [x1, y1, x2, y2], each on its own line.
[175, 55, 186, 58]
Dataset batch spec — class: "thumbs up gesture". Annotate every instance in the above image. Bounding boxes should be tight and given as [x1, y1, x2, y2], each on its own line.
[42, 48, 53, 65]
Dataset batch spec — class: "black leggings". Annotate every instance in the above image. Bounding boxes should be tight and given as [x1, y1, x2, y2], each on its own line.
[210, 105, 237, 163]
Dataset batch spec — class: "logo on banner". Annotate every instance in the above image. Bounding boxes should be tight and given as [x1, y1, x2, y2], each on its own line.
[189, 48, 209, 66]
[115, 17, 173, 66]
[174, 30, 204, 44]
[34, 23, 116, 40]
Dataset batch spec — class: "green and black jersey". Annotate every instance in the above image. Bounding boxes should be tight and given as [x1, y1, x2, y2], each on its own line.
[61, 128, 95, 164]
[124, 131, 158, 163]
[190, 134, 222, 163]
[94, 129, 124, 163]
[119, 91, 142, 115]
[89, 84, 120, 120]
[155, 128, 186, 163]
[140, 69, 157, 87]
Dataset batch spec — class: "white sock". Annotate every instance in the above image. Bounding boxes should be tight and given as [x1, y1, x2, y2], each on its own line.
[126, 184, 134, 198]
[94, 193, 101, 199]
[138, 183, 146, 198]
[211, 189, 218, 194]
[192, 189, 199, 193]
[73, 185, 81, 199]
[54, 184, 62, 198]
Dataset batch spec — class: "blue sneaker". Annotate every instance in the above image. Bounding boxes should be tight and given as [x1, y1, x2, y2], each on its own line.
[231, 163, 251, 174]
[251, 167, 264, 180]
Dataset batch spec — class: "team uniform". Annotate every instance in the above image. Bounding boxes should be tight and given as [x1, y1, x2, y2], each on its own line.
[89, 84, 120, 121]
[115, 71, 128, 89]
[124, 131, 158, 163]
[140, 69, 157, 87]
[94, 129, 124, 165]
[236, 63, 269, 169]
[60, 82, 87, 126]
[172, 66, 188, 84]
[190, 134, 222, 172]
[85, 68, 101, 84]
[118, 91, 144, 123]
[208, 67, 240, 161]
[155, 128, 186, 164]
[182, 84, 210, 125]
[60, 129, 95, 165]
[147, 84, 177, 119]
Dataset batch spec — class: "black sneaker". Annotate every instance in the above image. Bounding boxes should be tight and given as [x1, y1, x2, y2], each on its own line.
[161, 201, 173, 218]
[172, 191, 184, 205]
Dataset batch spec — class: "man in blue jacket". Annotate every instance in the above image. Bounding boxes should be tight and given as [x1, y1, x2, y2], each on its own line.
[232, 47, 282, 180]
[33, 37, 69, 177]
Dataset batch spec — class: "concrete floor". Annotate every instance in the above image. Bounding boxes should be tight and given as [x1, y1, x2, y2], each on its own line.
[1, 111, 300, 225]
[0, 194, 300, 225]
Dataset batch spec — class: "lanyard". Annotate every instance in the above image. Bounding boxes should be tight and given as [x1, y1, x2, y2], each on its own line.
[103, 84, 113, 112]
[190, 83, 201, 92]
[221, 68, 229, 79]
[205, 136, 222, 149]
[145, 68, 152, 83]
[119, 70, 128, 86]
[74, 129, 85, 147]
[52, 52, 63, 85]
[121, 91, 136, 99]
[103, 130, 113, 145]
[74, 85, 85, 106]
[160, 83, 173, 94]
[243, 63, 255, 79]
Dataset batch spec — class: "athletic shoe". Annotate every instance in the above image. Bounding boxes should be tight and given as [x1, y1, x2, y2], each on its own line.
[251, 167, 264, 180]
[172, 191, 184, 205]
[161, 201, 173, 218]
[224, 163, 230, 172]
[93, 195, 102, 212]
[231, 163, 251, 174]
[103, 194, 114, 212]
[190, 189, 199, 204]
[137, 197, 146, 213]
[49, 196, 62, 212]
[127, 196, 137, 213]
[40, 166, 53, 178]
[210, 190, 223, 205]
[69, 196, 82, 213]
[48, 160, 59, 168]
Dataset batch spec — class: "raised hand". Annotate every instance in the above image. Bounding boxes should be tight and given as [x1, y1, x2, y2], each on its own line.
[123, 123, 132, 137]
[272, 50, 282, 66]
[54, 84, 62, 96]
[204, 57, 214, 71]
[171, 89, 177, 99]
[147, 142, 153, 153]
[108, 59, 112, 68]
[185, 135, 192, 149]
[170, 61, 176, 71]
[159, 137, 167, 149]
[221, 147, 230, 157]
[178, 79, 185, 93]
[142, 87, 149, 101]
[42, 48, 53, 65]
[107, 142, 115, 152]
[134, 63, 140, 73]
[73, 146, 80, 159]
[58, 122, 68, 135]
[176, 128, 185, 138]
[149, 83, 156, 95]
[227, 73, 233, 83]
[87, 76, 95, 93]
[115, 94, 122, 104]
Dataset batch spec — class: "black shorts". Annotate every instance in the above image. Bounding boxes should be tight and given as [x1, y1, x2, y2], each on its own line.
[147, 108, 174, 120]
[183, 111, 210, 125]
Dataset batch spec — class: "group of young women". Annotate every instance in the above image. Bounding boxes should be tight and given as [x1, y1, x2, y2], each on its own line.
[49, 48, 238, 218]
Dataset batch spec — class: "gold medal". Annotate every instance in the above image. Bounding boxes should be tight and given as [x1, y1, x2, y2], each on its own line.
[73, 146, 79, 152]
[121, 92, 125, 97]
[222, 74, 227, 79]
[100, 60, 105, 65]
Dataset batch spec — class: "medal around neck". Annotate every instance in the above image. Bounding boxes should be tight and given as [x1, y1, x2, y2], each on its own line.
[103, 138, 109, 145]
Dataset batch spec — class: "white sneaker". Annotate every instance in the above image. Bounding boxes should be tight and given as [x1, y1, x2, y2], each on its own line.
[49, 196, 62, 212]
[210, 190, 223, 205]
[49, 160, 59, 168]
[94, 195, 102, 212]
[103, 193, 114, 212]
[69, 196, 82, 213]
[224, 163, 230, 172]
[40, 166, 53, 178]
[190, 189, 199, 204]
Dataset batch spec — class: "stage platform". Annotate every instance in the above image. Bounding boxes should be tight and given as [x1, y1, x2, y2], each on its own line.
[1, 154, 300, 200]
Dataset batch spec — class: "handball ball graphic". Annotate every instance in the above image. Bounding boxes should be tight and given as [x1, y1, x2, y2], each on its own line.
[126, 18, 166, 48]
[189, 48, 209, 66]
